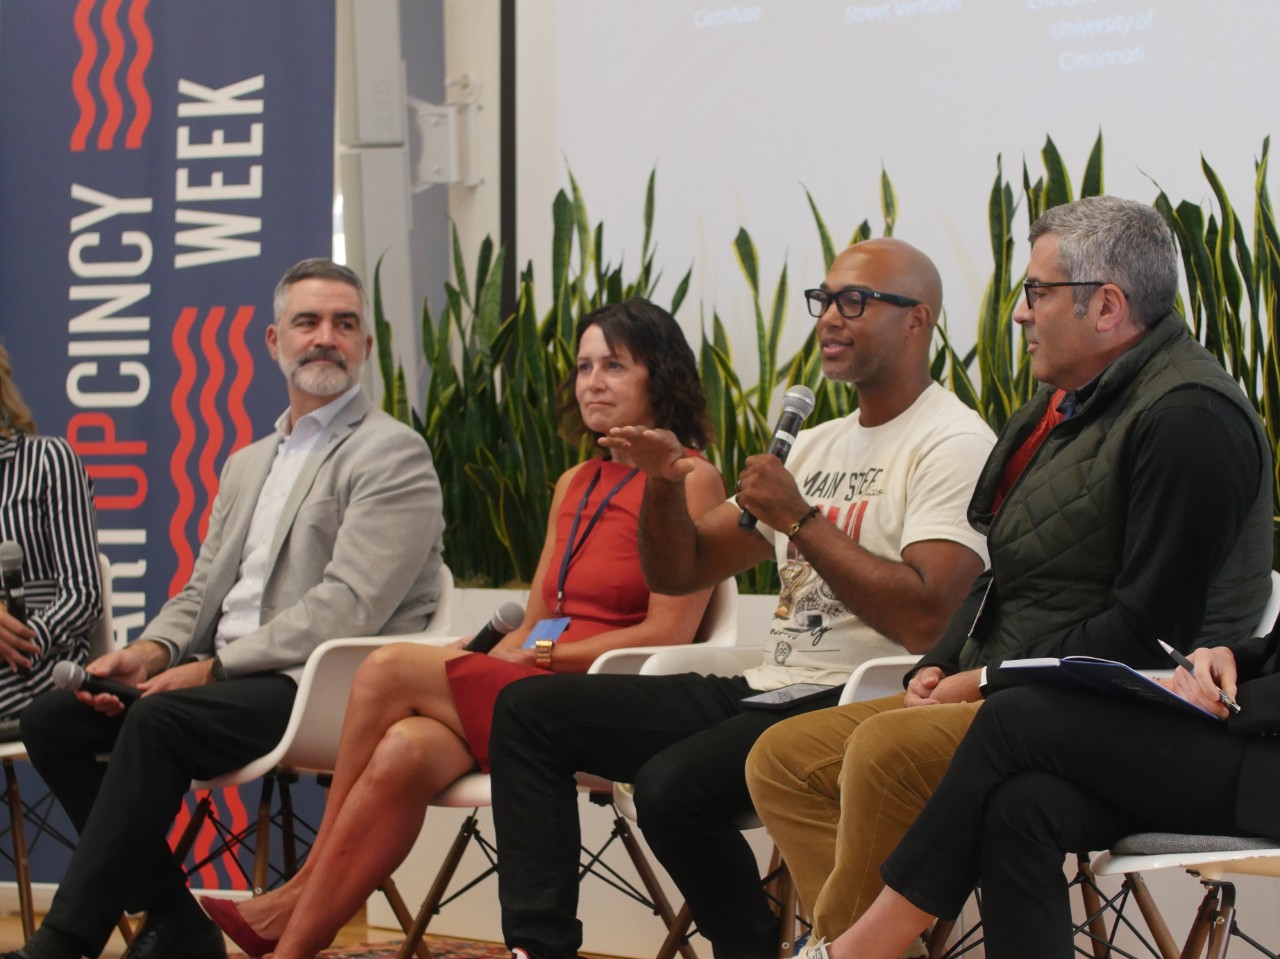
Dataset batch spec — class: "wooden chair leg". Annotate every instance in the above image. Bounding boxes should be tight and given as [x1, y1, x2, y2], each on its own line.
[773, 867, 799, 958]
[655, 902, 695, 959]
[3, 758, 34, 938]
[395, 813, 479, 959]
[1202, 881, 1236, 959]
[1073, 853, 1113, 959]
[1121, 871, 1180, 959]
[608, 809, 697, 959]
[925, 919, 955, 959]
[252, 776, 277, 894]
[278, 775, 298, 878]
[1183, 883, 1222, 959]
[171, 792, 213, 863]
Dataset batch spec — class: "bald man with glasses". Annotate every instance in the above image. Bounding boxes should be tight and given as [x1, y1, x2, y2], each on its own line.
[746, 195, 1274, 954]
[488, 238, 997, 959]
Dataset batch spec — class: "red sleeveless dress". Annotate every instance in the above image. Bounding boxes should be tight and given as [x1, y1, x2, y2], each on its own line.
[446, 458, 651, 770]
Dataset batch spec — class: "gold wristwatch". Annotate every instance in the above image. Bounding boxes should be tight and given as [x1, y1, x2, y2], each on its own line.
[535, 638, 555, 669]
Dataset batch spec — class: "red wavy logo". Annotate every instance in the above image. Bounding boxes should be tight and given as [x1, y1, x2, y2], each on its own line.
[167, 305, 256, 599]
[71, 0, 153, 152]
[197, 308, 228, 542]
[168, 308, 199, 598]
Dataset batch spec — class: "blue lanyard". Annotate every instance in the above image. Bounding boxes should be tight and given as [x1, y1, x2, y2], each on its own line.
[556, 462, 638, 614]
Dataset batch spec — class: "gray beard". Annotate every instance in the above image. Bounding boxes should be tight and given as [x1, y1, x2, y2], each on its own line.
[283, 357, 359, 397]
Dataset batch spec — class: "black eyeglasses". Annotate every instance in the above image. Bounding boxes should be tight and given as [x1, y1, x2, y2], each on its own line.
[1022, 280, 1108, 310]
[804, 287, 921, 320]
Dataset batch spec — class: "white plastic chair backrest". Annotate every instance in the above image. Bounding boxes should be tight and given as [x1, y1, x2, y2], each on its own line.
[89, 552, 116, 658]
[692, 576, 738, 646]
[837, 654, 920, 706]
[197, 564, 457, 788]
[1255, 570, 1280, 636]
[423, 563, 455, 637]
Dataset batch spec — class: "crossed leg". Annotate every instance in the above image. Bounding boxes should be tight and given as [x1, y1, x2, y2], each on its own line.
[216, 642, 480, 958]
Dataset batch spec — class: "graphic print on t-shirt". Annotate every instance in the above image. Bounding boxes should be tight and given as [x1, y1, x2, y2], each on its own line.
[770, 463, 884, 665]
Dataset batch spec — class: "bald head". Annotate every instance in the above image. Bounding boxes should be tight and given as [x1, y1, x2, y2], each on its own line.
[831, 238, 943, 324]
[810, 238, 942, 415]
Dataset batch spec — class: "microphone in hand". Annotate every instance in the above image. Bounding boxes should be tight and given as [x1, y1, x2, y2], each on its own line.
[464, 601, 526, 653]
[0, 541, 27, 624]
[739, 386, 817, 531]
[51, 660, 141, 705]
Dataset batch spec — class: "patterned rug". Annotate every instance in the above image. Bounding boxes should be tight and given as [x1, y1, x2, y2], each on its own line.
[229, 936, 508, 959]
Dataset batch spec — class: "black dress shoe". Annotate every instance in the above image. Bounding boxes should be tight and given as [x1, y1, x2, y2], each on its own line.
[122, 910, 227, 959]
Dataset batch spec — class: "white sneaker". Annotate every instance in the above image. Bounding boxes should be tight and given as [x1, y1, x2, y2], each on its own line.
[796, 937, 831, 959]
[901, 936, 928, 959]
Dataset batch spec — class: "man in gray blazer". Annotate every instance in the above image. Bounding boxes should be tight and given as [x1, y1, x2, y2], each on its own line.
[7, 259, 444, 959]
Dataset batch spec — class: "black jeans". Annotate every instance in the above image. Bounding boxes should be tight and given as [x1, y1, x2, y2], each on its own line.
[880, 686, 1250, 959]
[20, 676, 295, 956]
[489, 671, 841, 959]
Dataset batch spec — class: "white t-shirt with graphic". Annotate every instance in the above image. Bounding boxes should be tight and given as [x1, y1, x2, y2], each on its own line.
[742, 383, 996, 690]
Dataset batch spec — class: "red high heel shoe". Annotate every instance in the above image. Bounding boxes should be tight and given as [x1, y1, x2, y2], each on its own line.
[199, 896, 280, 957]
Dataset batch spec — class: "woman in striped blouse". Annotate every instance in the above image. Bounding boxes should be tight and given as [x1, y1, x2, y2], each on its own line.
[0, 342, 101, 720]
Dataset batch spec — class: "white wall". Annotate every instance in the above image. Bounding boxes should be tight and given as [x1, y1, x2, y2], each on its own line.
[506, 1, 1279, 378]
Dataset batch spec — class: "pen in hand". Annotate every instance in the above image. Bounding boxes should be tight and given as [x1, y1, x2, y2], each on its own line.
[1158, 640, 1241, 715]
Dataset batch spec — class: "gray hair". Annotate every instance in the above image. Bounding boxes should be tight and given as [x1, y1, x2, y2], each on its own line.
[272, 258, 367, 325]
[1029, 196, 1178, 328]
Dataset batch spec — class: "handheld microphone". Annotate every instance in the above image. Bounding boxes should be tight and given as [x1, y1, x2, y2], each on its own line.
[739, 386, 817, 530]
[0, 540, 26, 624]
[463, 601, 526, 653]
[51, 660, 142, 705]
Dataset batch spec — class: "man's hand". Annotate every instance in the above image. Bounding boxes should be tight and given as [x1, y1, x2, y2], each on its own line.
[1166, 646, 1238, 720]
[0, 603, 39, 671]
[734, 454, 810, 532]
[599, 427, 694, 481]
[138, 659, 218, 698]
[905, 667, 983, 706]
[77, 646, 157, 716]
[904, 666, 947, 706]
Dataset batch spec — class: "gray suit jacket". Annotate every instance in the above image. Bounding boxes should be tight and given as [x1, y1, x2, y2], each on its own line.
[142, 389, 444, 682]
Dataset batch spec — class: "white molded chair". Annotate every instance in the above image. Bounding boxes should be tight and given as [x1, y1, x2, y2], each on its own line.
[178, 563, 455, 916]
[394, 576, 740, 959]
[0, 552, 115, 937]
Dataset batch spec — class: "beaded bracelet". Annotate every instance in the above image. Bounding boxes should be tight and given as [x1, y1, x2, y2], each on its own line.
[786, 505, 821, 538]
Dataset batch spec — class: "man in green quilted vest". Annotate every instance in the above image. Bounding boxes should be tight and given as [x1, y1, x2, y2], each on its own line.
[747, 194, 1274, 950]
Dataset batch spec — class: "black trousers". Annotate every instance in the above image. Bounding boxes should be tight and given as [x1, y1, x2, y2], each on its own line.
[488, 671, 841, 959]
[20, 676, 295, 956]
[879, 686, 1251, 959]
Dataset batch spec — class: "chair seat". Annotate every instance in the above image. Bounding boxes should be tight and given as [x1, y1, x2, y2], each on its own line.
[432, 773, 491, 808]
[1093, 834, 1280, 881]
[1114, 832, 1280, 857]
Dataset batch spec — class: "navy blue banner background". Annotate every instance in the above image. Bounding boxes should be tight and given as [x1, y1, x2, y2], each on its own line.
[0, 0, 335, 891]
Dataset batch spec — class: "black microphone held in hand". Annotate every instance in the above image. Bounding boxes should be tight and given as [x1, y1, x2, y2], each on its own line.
[739, 386, 817, 531]
[464, 601, 526, 653]
[0, 540, 27, 624]
[51, 660, 141, 705]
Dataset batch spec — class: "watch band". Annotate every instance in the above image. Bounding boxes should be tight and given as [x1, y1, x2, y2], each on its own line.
[210, 655, 228, 682]
[535, 639, 554, 669]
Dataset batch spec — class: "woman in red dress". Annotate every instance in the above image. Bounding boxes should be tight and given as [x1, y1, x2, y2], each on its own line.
[203, 297, 725, 959]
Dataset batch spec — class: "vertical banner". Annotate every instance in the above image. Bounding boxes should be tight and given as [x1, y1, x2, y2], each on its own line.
[0, 0, 335, 888]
